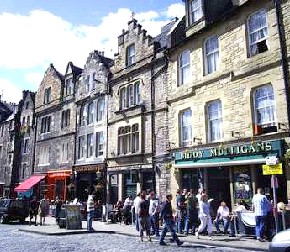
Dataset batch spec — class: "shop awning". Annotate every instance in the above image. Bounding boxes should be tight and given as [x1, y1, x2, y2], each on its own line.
[47, 170, 71, 179]
[14, 175, 46, 192]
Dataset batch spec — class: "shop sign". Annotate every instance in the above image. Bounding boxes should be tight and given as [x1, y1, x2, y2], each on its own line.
[175, 141, 274, 161]
[74, 164, 104, 173]
[262, 163, 283, 175]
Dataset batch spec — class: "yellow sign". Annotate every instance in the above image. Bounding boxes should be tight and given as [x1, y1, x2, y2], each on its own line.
[262, 163, 283, 175]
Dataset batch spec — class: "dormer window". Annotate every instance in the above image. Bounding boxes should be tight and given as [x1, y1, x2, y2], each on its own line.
[189, 0, 203, 24]
[126, 43, 136, 67]
[44, 87, 51, 104]
[64, 78, 73, 96]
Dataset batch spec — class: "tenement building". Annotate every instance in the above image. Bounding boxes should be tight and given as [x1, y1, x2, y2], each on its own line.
[34, 63, 82, 201]
[14, 91, 36, 198]
[74, 50, 112, 202]
[167, 0, 290, 211]
[0, 102, 18, 197]
[107, 18, 176, 203]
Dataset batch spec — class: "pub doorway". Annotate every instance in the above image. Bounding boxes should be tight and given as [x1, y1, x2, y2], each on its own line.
[207, 167, 231, 214]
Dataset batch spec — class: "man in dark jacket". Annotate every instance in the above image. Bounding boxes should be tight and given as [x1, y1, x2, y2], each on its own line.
[159, 194, 183, 246]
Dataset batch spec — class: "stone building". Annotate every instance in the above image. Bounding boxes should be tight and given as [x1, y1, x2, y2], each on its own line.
[34, 63, 82, 201]
[167, 0, 290, 210]
[107, 18, 176, 203]
[74, 50, 113, 202]
[13, 91, 36, 198]
[0, 102, 18, 197]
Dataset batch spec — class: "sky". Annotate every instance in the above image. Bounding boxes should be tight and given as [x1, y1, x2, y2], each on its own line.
[0, 0, 185, 103]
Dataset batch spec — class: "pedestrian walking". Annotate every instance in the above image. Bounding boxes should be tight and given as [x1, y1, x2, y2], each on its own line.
[86, 188, 95, 231]
[176, 189, 186, 234]
[39, 196, 49, 225]
[159, 194, 183, 247]
[29, 196, 39, 226]
[184, 190, 199, 236]
[139, 190, 151, 242]
[149, 190, 160, 237]
[123, 195, 133, 225]
[196, 194, 213, 240]
[252, 188, 270, 242]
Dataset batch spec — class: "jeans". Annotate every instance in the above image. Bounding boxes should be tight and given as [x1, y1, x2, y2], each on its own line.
[197, 215, 213, 235]
[135, 213, 140, 231]
[139, 216, 150, 237]
[255, 216, 266, 239]
[214, 218, 230, 233]
[176, 209, 185, 233]
[150, 214, 160, 236]
[184, 209, 198, 235]
[87, 210, 94, 231]
[160, 219, 180, 243]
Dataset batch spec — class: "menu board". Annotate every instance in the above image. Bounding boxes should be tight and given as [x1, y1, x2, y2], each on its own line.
[233, 167, 252, 204]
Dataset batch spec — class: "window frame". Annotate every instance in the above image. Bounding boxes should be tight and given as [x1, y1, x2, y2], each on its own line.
[189, 0, 203, 25]
[87, 101, 94, 125]
[178, 50, 191, 86]
[44, 87, 51, 104]
[204, 35, 219, 75]
[78, 135, 86, 159]
[253, 84, 276, 128]
[180, 109, 193, 147]
[247, 9, 269, 57]
[87, 133, 94, 158]
[207, 100, 223, 143]
[96, 131, 104, 157]
[126, 43, 136, 67]
[97, 99, 105, 122]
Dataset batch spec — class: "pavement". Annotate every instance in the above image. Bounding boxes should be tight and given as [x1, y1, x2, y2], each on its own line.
[18, 216, 269, 251]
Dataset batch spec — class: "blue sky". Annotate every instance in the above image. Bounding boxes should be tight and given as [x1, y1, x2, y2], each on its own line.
[0, 0, 184, 102]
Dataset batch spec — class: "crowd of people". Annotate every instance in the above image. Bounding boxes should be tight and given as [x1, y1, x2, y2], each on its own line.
[104, 187, 277, 246]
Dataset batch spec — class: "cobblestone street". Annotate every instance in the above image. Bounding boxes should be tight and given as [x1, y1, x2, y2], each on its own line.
[0, 224, 263, 252]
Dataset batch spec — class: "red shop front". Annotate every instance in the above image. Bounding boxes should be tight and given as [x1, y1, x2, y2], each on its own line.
[46, 170, 71, 201]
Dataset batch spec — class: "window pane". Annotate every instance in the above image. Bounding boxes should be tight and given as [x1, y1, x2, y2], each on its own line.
[205, 36, 219, 74]
[180, 109, 192, 147]
[179, 51, 190, 85]
[190, 0, 203, 23]
[208, 101, 223, 142]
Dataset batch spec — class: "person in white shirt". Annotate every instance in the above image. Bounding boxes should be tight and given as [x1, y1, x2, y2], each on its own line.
[132, 192, 142, 231]
[86, 188, 95, 231]
[149, 190, 160, 237]
[214, 201, 230, 234]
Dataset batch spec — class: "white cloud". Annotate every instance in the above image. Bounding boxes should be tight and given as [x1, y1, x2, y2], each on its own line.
[0, 3, 186, 102]
[165, 3, 185, 19]
[0, 79, 22, 103]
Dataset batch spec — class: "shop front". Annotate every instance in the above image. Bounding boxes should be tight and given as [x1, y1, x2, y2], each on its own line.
[173, 139, 286, 211]
[107, 165, 155, 204]
[45, 170, 71, 202]
[73, 164, 105, 202]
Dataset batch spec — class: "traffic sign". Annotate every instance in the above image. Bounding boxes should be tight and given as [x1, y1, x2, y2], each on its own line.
[262, 163, 283, 175]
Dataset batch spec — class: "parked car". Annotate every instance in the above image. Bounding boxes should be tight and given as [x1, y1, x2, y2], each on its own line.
[269, 229, 290, 252]
[0, 199, 30, 224]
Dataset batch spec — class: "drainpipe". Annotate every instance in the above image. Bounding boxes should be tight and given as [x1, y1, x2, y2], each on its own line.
[274, 0, 290, 131]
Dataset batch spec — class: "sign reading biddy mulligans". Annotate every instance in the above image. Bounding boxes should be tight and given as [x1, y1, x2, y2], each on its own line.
[174, 140, 281, 162]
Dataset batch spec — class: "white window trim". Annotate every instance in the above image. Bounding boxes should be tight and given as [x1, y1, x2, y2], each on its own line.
[190, 0, 203, 24]
[207, 100, 223, 143]
[178, 50, 191, 86]
[180, 109, 193, 147]
[204, 35, 220, 75]
[247, 9, 269, 57]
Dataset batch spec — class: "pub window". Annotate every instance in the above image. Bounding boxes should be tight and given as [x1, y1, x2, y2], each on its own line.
[247, 9, 268, 57]
[180, 109, 192, 147]
[117, 124, 140, 155]
[207, 100, 223, 142]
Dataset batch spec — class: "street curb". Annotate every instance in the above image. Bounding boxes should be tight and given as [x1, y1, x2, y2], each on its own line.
[17, 228, 268, 251]
[18, 228, 115, 236]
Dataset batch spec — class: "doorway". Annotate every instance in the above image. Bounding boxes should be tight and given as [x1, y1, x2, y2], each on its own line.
[207, 167, 231, 213]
